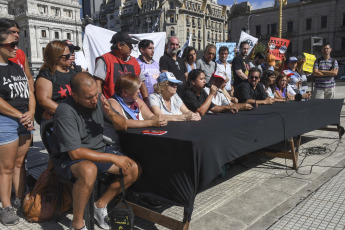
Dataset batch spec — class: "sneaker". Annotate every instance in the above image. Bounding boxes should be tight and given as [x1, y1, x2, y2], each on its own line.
[94, 203, 110, 229]
[13, 198, 22, 211]
[69, 224, 88, 230]
[0, 206, 19, 226]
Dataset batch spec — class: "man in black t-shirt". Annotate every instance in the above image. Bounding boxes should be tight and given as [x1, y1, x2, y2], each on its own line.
[159, 37, 188, 95]
[235, 67, 275, 105]
[232, 41, 251, 88]
[52, 72, 141, 230]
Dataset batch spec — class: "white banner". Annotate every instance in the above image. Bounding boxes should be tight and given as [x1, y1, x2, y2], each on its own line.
[237, 31, 258, 54]
[74, 51, 89, 71]
[83, 25, 166, 74]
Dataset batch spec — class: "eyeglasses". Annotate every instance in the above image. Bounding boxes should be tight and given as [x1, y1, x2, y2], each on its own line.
[249, 76, 260, 80]
[168, 82, 178, 87]
[0, 41, 18, 51]
[175, 61, 180, 70]
[60, 53, 72, 60]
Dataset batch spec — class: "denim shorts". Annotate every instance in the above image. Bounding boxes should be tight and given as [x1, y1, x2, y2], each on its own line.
[0, 114, 33, 145]
[52, 145, 125, 183]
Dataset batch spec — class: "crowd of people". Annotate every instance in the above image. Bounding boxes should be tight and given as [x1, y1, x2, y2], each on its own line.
[0, 16, 339, 230]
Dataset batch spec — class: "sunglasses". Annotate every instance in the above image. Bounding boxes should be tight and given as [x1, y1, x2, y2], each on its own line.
[0, 41, 18, 51]
[249, 76, 260, 80]
[175, 61, 180, 70]
[168, 82, 178, 87]
[60, 53, 72, 60]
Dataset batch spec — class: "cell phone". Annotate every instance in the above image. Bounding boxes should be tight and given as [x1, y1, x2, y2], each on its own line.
[142, 130, 167, 135]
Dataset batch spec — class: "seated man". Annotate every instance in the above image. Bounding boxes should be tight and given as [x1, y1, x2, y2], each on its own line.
[204, 71, 253, 111]
[235, 67, 275, 105]
[51, 72, 141, 230]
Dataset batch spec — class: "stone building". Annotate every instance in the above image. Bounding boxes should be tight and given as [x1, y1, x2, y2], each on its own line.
[228, 0, 345, 63]
[95, 0, 229, 49]
[5, 0, 83, 75]
[0, 0, 12, 19]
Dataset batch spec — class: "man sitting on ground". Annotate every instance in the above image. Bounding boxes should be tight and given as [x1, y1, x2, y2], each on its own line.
[51, 72, 141, 230]
[235, 67, 275, 105]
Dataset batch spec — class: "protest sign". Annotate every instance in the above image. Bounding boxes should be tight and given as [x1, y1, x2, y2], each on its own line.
[303, 53, 316, 73]
[268, 37, 290, 61]
[237, 31, 258, 54]
[216, 43, 236, 62]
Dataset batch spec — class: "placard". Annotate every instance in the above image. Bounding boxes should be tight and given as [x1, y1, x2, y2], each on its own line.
[268, 37, 290, 61]
[216, 42, 236, 62]
[303, 52, 316, 73]
[237, 31, 258, 54]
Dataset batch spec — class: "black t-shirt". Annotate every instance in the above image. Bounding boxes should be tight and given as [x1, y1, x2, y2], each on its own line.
[181, 88, 215, 112]
[0, 62, 29, 113]
[232, 56, 250, 87]
[52, 96, 107, 159]
[234, 82, 268, 103]
[159, 54, 187, 95]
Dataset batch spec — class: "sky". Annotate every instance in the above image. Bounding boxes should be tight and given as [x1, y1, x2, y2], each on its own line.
[217, 0, 275, 9]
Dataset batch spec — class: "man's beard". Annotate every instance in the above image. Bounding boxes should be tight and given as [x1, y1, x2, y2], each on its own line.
[170, 49, 178, 55]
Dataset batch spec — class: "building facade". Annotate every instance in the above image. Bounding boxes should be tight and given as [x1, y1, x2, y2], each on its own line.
[228, 0, 345, 63]
[95, 0, 229, 49]
[4, 0, 83, 75]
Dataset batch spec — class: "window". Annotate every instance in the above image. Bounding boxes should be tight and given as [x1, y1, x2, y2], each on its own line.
[186, 17, 190, 25]
[169, 2, 174, 9]
[187, 28, 190, 37]
[192, 29, 195, 37]
[198, 30, 200, 38]
[198, 18, 201, 27]
[67, 33, 71, 40]
[198, 43, 201, 50]
[24, 30, 26, 37]
[306, 18, 312, 30]
[207, 31, 210, 40]
[170, 15, 174, 23]
[219, 34, 221, 42]
[170, 27, 175, 36]
[267, 24, 270, 34]
[55, 31, 59, 39]
[256, 25, 261, 36]
[321, 16, 327, 28]
[287, 42, 292, 56]
[271, 23, 277, 34]
[342, 37, 345, 50]
[192, 18, 195, 26]
[193, 42, 195, 47]
[42, 47, 45, 56]
[41, 30, 46, 38]
[54, 8, 60, 16]
[287, 21, 293, 33]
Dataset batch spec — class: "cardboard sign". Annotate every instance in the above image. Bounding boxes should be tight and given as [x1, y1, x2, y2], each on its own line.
[216, 42, 236, 62]
[268, 37, 290, 61]
[237, 31, 258, 54]
[303, 53, 316, 73]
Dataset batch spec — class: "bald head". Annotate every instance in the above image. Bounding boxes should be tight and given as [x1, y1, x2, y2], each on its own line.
[70, 72, 96, 94]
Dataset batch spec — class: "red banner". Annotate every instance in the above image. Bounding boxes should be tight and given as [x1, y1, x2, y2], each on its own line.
[268, 37, 290, 61]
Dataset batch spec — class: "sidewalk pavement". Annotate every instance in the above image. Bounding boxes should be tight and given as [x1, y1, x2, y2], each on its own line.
[1, 83, 345, 230]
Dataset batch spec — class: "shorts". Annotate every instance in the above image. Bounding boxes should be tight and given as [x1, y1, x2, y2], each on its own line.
[52, 145, 125, 183]
[0, 114, 33, 145]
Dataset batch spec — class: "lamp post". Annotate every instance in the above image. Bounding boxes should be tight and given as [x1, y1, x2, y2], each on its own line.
[276, 0, 287, 38]
[247, 14, 259, 35]
[146, 17, 151, 33]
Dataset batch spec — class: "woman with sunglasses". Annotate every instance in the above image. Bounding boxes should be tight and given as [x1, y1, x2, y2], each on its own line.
[181, 46, 197, 73]
[0, 21, 35, 226]
[149, 72, 201, 121]
[108, 73, 168, 128]
[35, 40, 82, 125]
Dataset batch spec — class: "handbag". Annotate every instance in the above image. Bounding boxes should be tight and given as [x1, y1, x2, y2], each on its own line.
[109, 169, 134, 230]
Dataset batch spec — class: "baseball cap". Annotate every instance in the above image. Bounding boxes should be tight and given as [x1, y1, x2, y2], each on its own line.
[288, 56, 298, 62]
[267, 54, 276, 66]
[110, 31, 139, 45]
[212, 71, 226, 81]
[157, 72, 183, 85]
[63, 40, 80, 52]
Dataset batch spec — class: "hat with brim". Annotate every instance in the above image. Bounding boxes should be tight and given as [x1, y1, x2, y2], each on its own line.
[63, 40, 81, 52]
[157, 72, 183, 85]
[288, 56, 298, 63]
[110, 31, 139, 44]
[212, 71, 226, 81]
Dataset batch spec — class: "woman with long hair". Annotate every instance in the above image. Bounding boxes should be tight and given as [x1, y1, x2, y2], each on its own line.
[181, 46, 197, 73]
[275, 73, 294, 101]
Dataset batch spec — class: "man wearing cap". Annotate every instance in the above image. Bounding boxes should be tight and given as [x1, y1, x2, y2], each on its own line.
[94, 31, 149, 101]
[159, 37, 188, 96]
[232, 41, 250, 89]
[137, 39, 160, 95]
[235, 67, 275, 105]
[196, 44, 216, 82]
[313, 43, 339, 99]
[204, 71, 253, 111]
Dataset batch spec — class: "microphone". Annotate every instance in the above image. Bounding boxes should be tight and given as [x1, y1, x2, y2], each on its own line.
[205, 83, 211, 88]
[295, 93, 303, 101]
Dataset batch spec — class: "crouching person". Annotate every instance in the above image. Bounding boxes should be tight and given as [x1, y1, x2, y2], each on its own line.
[51, 72, 141, 230]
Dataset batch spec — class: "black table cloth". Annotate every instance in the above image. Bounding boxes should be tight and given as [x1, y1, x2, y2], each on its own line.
[118, 99, 343, 220]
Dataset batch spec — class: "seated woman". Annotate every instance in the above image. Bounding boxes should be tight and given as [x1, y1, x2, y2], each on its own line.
[149, 72, 201, 121]
[108, 73, 168, 128]
[35, 40, 82, 125]
[204, 71, 253, 111]
[181, 46, 197, 73]
[0, 20, 35, 225]
[275, 73, 295, 101]
[181, 69, 237, 116]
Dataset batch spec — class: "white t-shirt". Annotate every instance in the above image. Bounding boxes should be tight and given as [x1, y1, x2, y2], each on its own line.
[204, 87, 230, 106]
[215, 60, 232, 91]
[149, 93, 183, 115]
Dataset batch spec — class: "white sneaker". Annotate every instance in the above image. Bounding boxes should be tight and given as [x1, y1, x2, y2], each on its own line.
[94, 203, 110, 229]
[69, 224, 88, 230]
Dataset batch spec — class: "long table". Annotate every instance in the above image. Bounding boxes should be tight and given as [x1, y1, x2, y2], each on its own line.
[118, 99, 343, 227]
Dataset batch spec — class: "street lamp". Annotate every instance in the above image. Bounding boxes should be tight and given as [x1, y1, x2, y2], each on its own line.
[146, 17, 151, 33]
[247, 14, 259, 35]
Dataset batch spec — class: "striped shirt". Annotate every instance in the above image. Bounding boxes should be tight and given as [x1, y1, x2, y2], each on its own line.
[313, 57, 338, 89]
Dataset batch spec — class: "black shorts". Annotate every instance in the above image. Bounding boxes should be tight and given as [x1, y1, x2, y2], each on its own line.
[52, 146, 124, 183]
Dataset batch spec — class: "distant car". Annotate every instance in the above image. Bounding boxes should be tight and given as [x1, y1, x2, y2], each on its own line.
[340, 76, 345, 81]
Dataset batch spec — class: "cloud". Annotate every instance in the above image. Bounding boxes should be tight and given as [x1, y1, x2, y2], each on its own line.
[251, 1, 274, 9]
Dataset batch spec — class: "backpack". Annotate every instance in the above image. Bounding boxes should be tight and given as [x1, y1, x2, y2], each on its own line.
[23, 160, 72, 222]
[109, 169, 134, 230]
